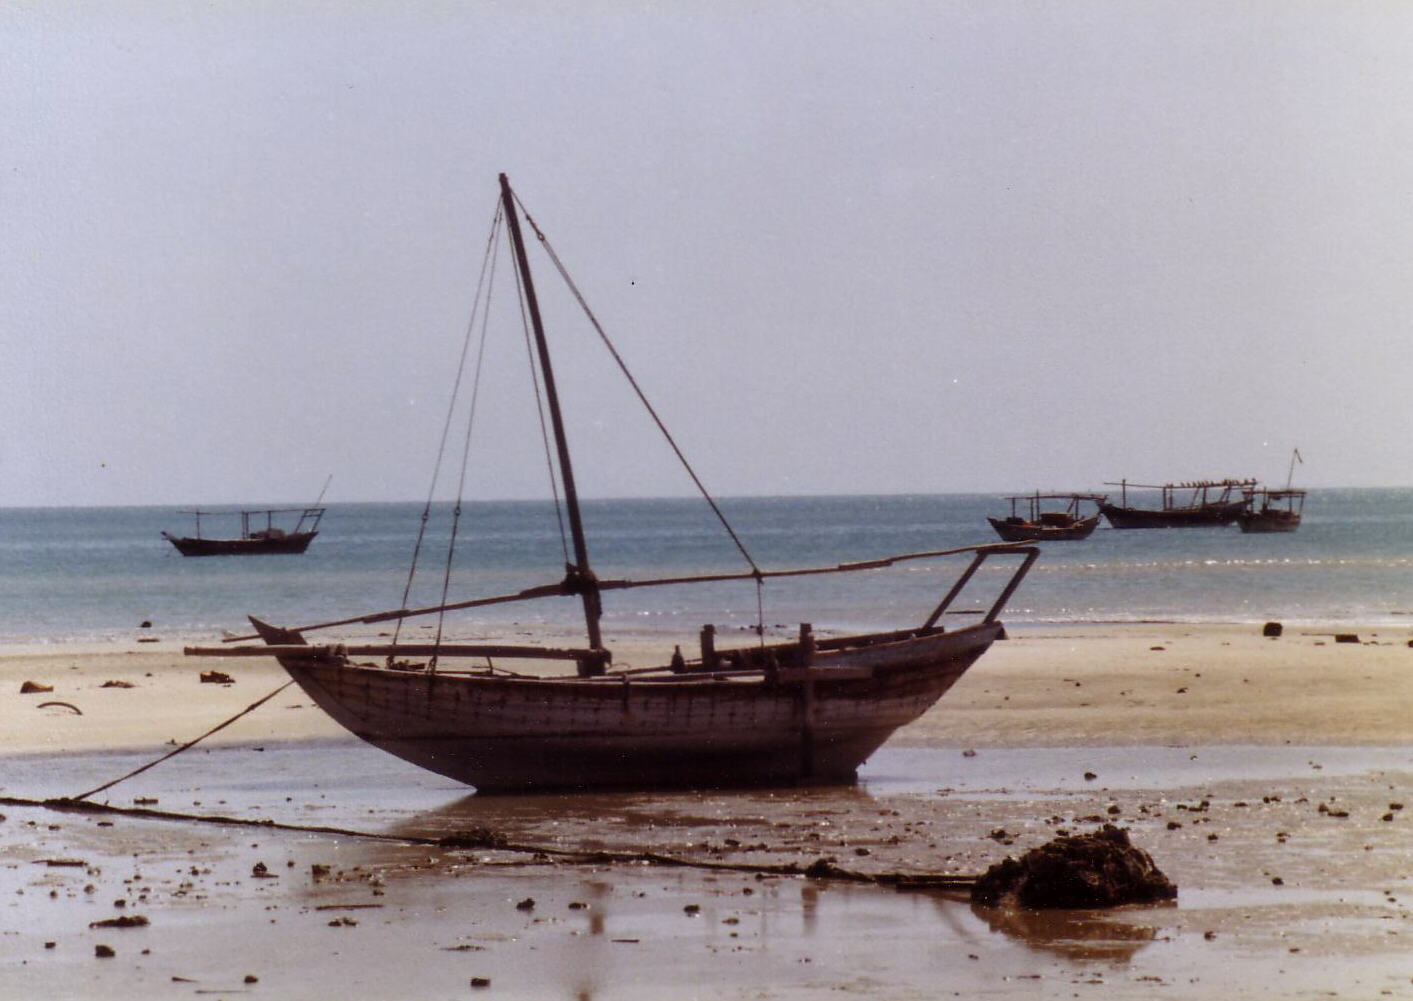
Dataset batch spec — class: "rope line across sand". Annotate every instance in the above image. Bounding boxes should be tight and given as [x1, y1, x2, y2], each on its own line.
[0, 793, 978, 893]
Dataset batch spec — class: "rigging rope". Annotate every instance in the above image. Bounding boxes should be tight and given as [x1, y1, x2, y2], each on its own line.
[393, 199, 506, 652]
[4, 792, 979, 894]
[431, 218, 503, 669]
[514, 194, 761, 580]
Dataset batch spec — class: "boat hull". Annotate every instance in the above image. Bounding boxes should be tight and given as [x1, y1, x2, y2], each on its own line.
[162, 531, 318, 556]
[273, 622, 1003, 793]
[1237, 512, 1301, 533]
[1099, 501, 1245, 529]
[988, 515, 1099, 542]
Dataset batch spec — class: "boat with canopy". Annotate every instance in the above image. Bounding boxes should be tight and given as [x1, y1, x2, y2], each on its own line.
[1239, 449, 1306, 533]
[987, 492, 1107, 541]
[1099, 478, 1255, 529]
[162, 501, 326, 556]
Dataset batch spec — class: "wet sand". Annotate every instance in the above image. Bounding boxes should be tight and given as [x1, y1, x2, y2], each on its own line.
[3, 622, 1413, 999]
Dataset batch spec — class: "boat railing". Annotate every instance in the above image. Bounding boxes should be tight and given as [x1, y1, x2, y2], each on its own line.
[1102, 479, 1257, 491]
[1103, 478, 1257, 508]
[175, 506, 326, 539]
[1000, 492, 1107, 520]
[213, 541, 1040, 651]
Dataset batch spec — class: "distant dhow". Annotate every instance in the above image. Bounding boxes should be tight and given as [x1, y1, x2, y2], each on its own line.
[162, 506, 325, 556]
[1098, 479, 1255, 529]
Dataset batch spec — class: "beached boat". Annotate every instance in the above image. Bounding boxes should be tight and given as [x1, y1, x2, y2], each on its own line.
[1099, 479, 1255, 529]
[162, 506, 326, 556]
[987, 493, 1106, 542]
[187, 174, 1038, 793]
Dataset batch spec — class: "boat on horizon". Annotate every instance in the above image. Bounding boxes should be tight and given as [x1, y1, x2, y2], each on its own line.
[987, 492, 1106, 541]
[1237, 488, 1305, 533]
[1238, 449, 1305, 533]
[186, 174, 1038, 794]
[162, 505, 326, 556]
[1099, 478, 1255, 529]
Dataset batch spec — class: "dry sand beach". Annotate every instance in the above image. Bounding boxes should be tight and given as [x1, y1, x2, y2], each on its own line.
[3, 622, 1412, 999]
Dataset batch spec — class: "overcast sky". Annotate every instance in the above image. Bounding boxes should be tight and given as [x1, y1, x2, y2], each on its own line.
[4, 1, 1411, 507]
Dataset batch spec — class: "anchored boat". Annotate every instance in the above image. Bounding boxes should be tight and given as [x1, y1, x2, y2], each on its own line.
[1239, 449, 1306, 533]
[1099, 478, 1255, 529]
[187, 175, 1037, 793]
[1237, 488, 1305, 533]
[988, 493, 1107, 542]
[162, 505, 326, 556]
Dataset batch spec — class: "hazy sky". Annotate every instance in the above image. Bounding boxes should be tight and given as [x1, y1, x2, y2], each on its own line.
[4, 1, 1412, 507]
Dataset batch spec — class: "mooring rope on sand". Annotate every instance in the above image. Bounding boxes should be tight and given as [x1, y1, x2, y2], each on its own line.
[0, 793, 979, 893]
[68, 681, 296, 802]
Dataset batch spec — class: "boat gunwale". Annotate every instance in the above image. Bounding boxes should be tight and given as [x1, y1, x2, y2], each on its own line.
[199, 620, 1003, 689]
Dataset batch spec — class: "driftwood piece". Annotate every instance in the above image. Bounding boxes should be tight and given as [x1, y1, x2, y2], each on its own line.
[971, 825, 1176, 909]
[20, 681, 53, 694]
[200, 670, 235, 685]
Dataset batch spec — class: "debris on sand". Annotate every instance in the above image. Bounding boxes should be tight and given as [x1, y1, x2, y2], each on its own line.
[20, 681, 53, 694]
[89, 915, 150, 930]
[1263, 621, 1283, 638]
[971, 825, 1176, 909]
[199, 670, 235, 685]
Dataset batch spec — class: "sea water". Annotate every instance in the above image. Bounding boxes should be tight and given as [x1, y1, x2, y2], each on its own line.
[0, 488, 1410, 645]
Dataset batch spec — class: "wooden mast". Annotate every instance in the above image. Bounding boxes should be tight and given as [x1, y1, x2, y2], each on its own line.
[499, 173, 605, 673]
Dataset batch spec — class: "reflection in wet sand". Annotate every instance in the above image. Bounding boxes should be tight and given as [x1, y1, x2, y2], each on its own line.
[6, 742, 1413, 1000]
[970, 901, 1165, 962]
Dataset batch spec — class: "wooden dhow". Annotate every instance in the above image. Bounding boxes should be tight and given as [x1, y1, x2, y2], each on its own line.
[1237, 488, 1305, 533]
[1099, 478, 1255, 529]
[188, 175, 1037, 793]
[988, 492, 1106, 542]
[1239, 449, 1306, 533]
[162, 505, 325, 556]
